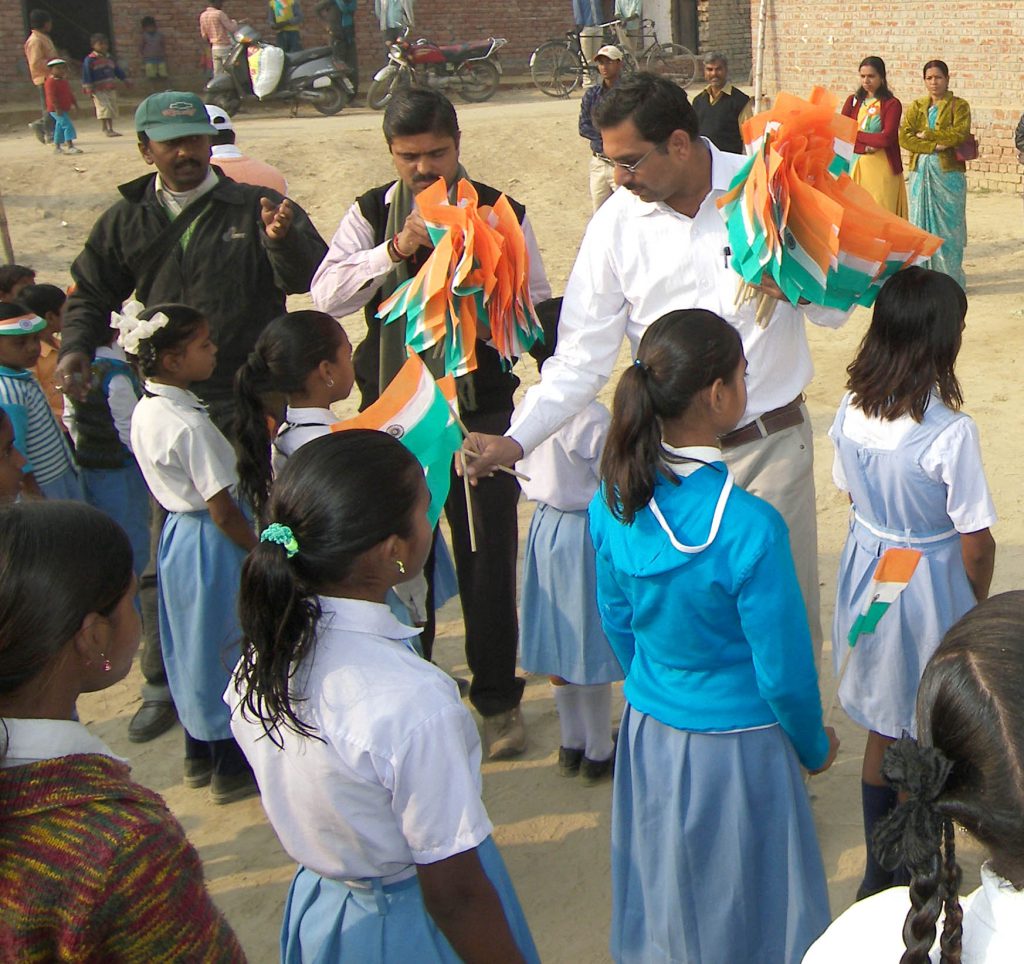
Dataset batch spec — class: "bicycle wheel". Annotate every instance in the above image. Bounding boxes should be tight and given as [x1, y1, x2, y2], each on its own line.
[620, 48, 639, 76]
[530, 41, 583, 97]
[645, 43, 699, 88]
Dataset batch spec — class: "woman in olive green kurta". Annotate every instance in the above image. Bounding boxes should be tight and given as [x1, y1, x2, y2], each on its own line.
[899, 59, 971, 289]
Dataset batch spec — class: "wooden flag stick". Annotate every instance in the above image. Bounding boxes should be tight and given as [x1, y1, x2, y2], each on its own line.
[462, 460, 477, 553]
[0, 187, 14, 263]
[451, 407, 532, 482]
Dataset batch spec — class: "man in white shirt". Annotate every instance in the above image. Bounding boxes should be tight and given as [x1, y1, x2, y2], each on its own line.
[467, 74, 849, 652]
[311, 88, 552, 759]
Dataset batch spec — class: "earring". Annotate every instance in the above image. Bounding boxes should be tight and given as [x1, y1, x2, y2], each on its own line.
[100, 654, 112, 672]
[326, 376, 335, 388]
[396, 560, 406, 575]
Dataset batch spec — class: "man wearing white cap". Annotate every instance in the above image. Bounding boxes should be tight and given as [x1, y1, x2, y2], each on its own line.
[578, 45, 624, 211]
[205, 104, 288, 195]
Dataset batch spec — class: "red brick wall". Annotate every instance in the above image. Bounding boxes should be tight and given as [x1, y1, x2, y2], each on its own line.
[700, 0, 752, 80]
[750, 1, 1023, 190]
[3, 0, 576, 93]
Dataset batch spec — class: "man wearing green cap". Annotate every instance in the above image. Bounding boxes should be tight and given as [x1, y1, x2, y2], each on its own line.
[58, 90, 327, 745]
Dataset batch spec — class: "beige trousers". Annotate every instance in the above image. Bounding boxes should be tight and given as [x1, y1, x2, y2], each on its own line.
[721, 405, 823, 662]
[589, 155, 617, 211]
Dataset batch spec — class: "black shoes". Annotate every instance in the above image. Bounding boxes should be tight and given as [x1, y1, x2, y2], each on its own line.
[128, 698, 179, 743]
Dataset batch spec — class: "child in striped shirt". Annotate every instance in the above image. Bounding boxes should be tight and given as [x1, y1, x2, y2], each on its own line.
[0, 304, 80, 500]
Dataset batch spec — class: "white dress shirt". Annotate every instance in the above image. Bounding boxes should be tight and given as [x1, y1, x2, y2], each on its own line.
[310, 181, 552, 320]
[508, 138, 849, 456]
[226, 596, 493, 881]
[271, 405, 335, 476]
[154, 169, 220, 219]
[803, 863, 1024, 963]
[830, 393, 997, 534]
[517, 400, 609, 511]
[130, 381, 238, 512]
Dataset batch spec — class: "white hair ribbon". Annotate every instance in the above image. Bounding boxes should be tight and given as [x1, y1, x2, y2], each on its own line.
[110, 300, 171, 356]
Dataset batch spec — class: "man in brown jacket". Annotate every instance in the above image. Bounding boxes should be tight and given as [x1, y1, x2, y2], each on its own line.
[23, 9, 57, 143]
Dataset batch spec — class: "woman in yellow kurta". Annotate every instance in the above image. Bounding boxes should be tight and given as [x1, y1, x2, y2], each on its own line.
[899, 60, 971, 289]
[841, 56, 908, 217]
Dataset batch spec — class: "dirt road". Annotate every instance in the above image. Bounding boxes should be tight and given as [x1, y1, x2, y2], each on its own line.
[2, 89, 1013, 961]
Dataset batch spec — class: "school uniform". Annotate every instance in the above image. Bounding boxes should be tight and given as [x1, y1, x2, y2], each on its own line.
[131, 382, 247, 745]
[589, 444, 831, 964]
[518, 400, 621, 684]
[63, 346, 149, 577]
[830, 392, 996, 738]
[225, 596, 539, 963]
[0, 364, 80, 500]
[272, 406, 458, 619]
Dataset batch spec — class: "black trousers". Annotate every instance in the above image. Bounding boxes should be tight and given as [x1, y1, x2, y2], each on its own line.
[424, 407, 524, 718]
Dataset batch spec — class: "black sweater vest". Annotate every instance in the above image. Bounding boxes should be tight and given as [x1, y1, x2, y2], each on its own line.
[693, 88, 751, 155]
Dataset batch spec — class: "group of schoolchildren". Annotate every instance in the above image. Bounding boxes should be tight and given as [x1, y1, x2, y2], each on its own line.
[0, 238, 1019, 962]
[33, 18, 167, 154]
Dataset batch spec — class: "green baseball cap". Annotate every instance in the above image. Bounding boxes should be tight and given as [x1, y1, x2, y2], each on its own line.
[135, 91, 218, 142]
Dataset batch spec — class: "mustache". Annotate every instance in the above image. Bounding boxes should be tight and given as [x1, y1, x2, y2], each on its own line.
[412, 173, 440, 184]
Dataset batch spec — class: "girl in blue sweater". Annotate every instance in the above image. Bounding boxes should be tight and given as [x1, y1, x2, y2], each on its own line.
[589, 309, 839, 964]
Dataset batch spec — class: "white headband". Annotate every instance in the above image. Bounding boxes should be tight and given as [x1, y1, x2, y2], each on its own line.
[110, 300, 171, 356]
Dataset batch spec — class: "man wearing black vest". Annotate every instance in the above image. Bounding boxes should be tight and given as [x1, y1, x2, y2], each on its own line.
[691, 53, 752, 155]
[311, 88, 551, 759]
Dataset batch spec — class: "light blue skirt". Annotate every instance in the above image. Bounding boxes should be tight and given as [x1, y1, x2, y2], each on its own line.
[832, 519, 976, 738]
[433, 531, 459, 611]
[39, 467, 83, 501]
[280, 837, 540, 964]
[158, 509, 246, 742]
[611, 706, 830, 964]
[81, 462, 150, 578]
[520, 504, 623, 684]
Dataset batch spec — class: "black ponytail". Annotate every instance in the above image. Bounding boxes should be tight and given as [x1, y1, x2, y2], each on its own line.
[234, 430, 424, 744]
[601, 309, 742, 523]
[233, 311, 347, 523]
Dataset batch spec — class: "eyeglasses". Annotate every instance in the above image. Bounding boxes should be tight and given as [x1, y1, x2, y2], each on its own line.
[595, 140, 666, 175]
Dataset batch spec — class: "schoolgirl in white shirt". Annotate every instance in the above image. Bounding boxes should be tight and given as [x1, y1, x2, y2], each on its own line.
[829, 267, 996, 899]
[227, 430, 539, 964]
[805, 592, 1024, 964]
[517, 301, 621, 784]
[121, 302, 259, 804]
[233, 310, 355, 522]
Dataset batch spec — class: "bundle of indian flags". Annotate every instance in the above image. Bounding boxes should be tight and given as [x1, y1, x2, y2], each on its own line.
[717, 87, 944, 316]
[375, 177, 544, 377]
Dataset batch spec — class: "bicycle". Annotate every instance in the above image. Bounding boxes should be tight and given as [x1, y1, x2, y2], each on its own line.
[529, 17, 698, 98]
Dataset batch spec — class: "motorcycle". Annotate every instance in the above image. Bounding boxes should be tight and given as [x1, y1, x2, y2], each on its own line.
[367, 28, 507, 111]
[205, 25, 355, 117]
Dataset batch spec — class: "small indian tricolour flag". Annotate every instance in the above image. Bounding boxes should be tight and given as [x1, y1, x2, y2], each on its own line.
[847, 547, 922, 646]
[332, 351, 461, 528]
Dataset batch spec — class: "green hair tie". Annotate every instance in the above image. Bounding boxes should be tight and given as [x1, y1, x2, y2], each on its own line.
[260, 522, 299, 558]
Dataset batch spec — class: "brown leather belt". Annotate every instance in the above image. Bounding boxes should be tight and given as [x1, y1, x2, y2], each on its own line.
[719, 394, 805, 449]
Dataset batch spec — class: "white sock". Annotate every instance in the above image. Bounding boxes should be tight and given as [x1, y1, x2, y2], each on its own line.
[552, 683, 585, 750]
[578, 683, 614, 762]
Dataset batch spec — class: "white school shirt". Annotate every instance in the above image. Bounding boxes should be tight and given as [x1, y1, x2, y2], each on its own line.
[0, 718, 124, 768]
[62, 345, 139, 450]
[829, 392, 997, 534]
[507, 138, 849, 456]
[225, 596, 493, 881]
[310, 181, 552, 320]
[803, 863, 1024, 963]
[130, 381, 238, 513]
[271, 405, 335, 476]
[516, 400, 609, 511]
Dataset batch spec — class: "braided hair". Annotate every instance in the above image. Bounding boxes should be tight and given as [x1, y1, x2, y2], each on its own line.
[873, 590, 1024, 963]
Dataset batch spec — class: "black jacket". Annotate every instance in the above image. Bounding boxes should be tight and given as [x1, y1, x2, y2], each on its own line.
[62, 170, 328, 406]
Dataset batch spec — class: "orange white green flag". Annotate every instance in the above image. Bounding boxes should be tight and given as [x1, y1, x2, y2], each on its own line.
[331, 351, 461, 527]
[847, 547, 923, 646]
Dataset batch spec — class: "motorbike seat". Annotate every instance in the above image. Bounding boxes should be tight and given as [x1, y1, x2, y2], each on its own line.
[284, 45, 333, 67]
[436, 40, 494, 62]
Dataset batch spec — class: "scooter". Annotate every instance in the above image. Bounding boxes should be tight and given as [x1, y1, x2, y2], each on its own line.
[367, 27, 507, 111]
[205, 25, 354, 117]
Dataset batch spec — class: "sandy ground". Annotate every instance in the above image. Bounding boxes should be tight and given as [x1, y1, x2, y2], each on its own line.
[1, 90, 1016, 961]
